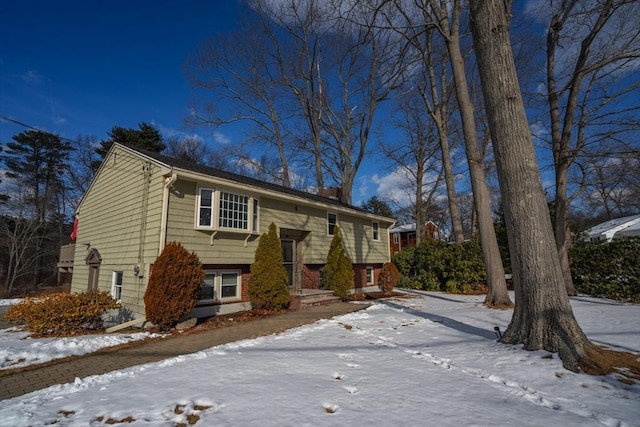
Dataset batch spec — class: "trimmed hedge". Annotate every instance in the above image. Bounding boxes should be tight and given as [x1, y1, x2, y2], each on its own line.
[248, 222, 290, 310]
[393, 237, 486, 293]
[4, 290, 119, 336]
[144, 242, 205, 330]
[570, 237, 640, 303]
[322, 225, 354, 301]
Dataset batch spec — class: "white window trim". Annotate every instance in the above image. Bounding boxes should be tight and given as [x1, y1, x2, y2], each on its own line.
[372, 221, 380, 241]
[327, 212, 338, 236]
[252, 197, 260, 234]
[111, 271, 123, 302]
[196, 187, 215, 229]
[393, 233, 399, 244]
[366, 266, 374, 285]
[195, 186, 259, 234]
[198, 269, 242, 303]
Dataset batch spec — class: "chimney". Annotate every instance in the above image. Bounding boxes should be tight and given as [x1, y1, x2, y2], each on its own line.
[317, 187, 342, 200]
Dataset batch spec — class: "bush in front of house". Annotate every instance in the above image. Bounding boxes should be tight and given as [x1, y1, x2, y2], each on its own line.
[248, 222, 290, 310]
[570, 237, 640, 303]
[392, 237, 486, 293]
[144, 242, 205, 330]
[378, 262, 401, 293]
[322, 225, 355, 301]
[4, 290, 120, 336]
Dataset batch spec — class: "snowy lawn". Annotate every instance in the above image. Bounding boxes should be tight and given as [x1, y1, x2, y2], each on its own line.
[0, 328, 164, 370]
[0, 292, 638, 426]
[0, 298, 164, 370]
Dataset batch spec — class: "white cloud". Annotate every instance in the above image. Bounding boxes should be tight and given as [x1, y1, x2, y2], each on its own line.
[213, 131, 231, 145]
[21, 70, 44, 85]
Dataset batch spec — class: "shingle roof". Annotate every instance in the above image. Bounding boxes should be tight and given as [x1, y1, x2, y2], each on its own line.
[123, 144, 391, 220]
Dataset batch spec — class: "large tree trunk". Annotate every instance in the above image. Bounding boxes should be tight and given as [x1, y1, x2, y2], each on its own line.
[554, 170, 578, 295]
[469, 0, 596, 371]
[434, 1, 512, 307]
[438, 132, 465, 242]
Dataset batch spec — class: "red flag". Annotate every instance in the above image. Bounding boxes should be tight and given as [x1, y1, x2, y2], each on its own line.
[70, 214, 78, 241]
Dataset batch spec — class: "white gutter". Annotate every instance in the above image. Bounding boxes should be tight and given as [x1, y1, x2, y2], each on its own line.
[158, 173, 178, 255]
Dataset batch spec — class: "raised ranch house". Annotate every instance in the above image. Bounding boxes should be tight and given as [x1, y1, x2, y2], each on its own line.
[60, 143, 394, 320]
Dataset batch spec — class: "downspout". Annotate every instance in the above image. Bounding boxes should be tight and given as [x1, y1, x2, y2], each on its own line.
[159, 172, 178, 255]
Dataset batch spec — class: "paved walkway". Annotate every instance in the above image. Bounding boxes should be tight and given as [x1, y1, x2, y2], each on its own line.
[0, 303, 366, 401]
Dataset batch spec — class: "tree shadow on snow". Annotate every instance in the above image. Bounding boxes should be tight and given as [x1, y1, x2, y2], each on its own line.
[381, 300, 497, 340]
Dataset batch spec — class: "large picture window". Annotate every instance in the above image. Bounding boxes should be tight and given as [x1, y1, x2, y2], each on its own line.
[195, 187, 258, 232]
[219, 192, 248, 230]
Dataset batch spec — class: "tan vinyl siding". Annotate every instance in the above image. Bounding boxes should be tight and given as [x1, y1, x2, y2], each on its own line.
[70, 147, 165, 316]
[165, 179, 260, 264]
[166, 180, 390, 266]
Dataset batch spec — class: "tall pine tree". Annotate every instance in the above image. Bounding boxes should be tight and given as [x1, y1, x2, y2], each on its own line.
[3, 130, 72, 287]
[94, 122, 165, 170]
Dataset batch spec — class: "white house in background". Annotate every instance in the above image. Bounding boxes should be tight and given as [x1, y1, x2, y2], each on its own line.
[581, 214, 640, 242]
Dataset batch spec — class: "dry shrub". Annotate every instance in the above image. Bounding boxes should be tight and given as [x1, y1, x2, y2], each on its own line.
[144, 242, 205, 331]
[4, 290, 119, 336]
[378, 262, 400, 293]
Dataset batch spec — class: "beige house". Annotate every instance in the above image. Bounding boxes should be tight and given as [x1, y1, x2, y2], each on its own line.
[64, 143, 393, 319]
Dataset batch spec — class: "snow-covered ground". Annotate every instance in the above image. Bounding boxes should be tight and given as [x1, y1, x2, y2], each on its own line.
[0, 328, 163, 370]
[1, 292, 638, 426]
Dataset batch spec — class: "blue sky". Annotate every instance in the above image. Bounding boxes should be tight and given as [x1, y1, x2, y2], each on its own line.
[1, 0, 403, 205]
[0, 1, 245, 149]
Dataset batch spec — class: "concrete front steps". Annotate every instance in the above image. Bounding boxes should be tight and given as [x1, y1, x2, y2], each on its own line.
[291, 289, 341, 309]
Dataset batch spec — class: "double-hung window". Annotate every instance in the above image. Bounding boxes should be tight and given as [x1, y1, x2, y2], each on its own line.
[327, 212, 337, 236]
[198, 270, 241, 303]
[221, 272, 239, 299]
[197, 188, 214, 227]
[111, 271, 123, 302]
[372, 222, 379, 241]
[366, 266, 374, 284]
[393, 233, 399, 244]
[200, 272, 216, 301]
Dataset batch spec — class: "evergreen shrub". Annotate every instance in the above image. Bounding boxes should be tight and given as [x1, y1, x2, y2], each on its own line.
[4, 290, 119, 336]
[392, 237, 486, 293]
[144, 242, 205, 330]
[378, 262, 401, 293]
[570, 237, 640, 303]
[322, 226, 355, 301]
[248, 223, 290, 310]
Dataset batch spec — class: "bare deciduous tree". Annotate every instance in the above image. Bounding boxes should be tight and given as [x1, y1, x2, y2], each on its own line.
[543, 0, 640, 294]
[413, 0, 512, 307]
[382, 90, 444, 244]
[389, 6, 466, 242]
[188, 0, 407, 204]
[469, 0, 606, 371]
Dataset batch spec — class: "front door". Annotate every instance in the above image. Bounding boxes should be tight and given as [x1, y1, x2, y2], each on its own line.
[281, 239, 295, 289]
